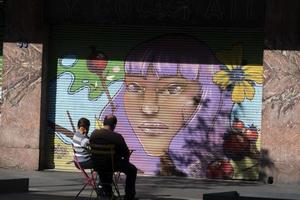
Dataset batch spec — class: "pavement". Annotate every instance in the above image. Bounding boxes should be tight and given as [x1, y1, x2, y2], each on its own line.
[0, 168, 299, 200]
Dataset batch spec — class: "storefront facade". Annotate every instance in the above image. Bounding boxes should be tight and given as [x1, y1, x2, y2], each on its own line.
[0, 0, 299, 183]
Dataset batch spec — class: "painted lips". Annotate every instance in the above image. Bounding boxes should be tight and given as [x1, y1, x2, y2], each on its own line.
[138, 122, 169, 135]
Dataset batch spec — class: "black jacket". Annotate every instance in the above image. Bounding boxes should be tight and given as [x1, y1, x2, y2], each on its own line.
[89, 128, 130, 163]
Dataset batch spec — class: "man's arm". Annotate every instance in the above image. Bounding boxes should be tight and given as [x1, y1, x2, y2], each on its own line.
[81, 137, 89, 148]
[118, 135, 130, 161]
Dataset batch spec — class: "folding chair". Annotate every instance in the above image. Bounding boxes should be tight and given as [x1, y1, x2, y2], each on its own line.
[72, 147, 99, 200]
[114, 149, 135, 185]
[90, 143, 121, 198]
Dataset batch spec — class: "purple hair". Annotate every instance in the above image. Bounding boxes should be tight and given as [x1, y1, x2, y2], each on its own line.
[100, 34, 233, 176]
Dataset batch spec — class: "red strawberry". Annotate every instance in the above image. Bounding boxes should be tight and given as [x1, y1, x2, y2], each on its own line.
[86, 47, 116, 112]
[206, 161, 222, 179]
[223, 134, 250, 161]
[245, 124, 258, 141]
[232, 119, 245, 130]
[206, 160, 234, 179]
[220, 160, 234, 179]
[87, 48, 108, 77]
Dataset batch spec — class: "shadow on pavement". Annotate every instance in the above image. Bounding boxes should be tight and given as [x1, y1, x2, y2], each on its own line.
[0, 192, 189, 200]
[0, 193, 78, 200]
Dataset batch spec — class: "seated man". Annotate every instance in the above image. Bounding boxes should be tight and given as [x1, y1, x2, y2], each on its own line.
[90, 115, 138, 200]
[72, 117, 93, 169]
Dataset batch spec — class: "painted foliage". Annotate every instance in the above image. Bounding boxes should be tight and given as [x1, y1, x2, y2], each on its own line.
[48, 29, 263, 179]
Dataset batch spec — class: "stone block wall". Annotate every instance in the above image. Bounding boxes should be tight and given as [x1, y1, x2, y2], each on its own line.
[261, 0, 300, 183]
[262, 50, 300, 183]
[0, 0, 46, 170]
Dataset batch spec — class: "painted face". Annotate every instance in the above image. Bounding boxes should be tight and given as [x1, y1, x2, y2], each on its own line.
[124, 69, 201, 157]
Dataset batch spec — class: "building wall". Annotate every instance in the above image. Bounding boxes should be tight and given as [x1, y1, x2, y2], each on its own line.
[0, 0, 299, 183]
[0, 0, 46, 170]
[261, 0, 300, 183]
[262, 50, 300, 183]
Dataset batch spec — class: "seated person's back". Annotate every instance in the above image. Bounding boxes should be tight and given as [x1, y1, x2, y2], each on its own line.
[72, 117, 93, 169]
[89, 128, 130, 169]
[89, 115, 137, 200]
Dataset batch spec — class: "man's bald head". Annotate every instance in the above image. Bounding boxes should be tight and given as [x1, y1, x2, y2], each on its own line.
[103, 115, 118, 131]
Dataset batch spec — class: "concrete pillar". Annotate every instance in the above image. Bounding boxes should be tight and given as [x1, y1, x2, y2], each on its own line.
[0, 0, 47, 170]
[262, 0, 300, 183]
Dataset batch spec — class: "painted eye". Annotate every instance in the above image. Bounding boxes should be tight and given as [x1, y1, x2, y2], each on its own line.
[158, 84, 184, 95]
[167, 84, 183, 94]
[127, 82, 144, 94]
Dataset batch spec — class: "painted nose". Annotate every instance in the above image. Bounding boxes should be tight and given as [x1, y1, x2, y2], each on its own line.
[141, 89, 159, 115]
[141, 103, 159, 115]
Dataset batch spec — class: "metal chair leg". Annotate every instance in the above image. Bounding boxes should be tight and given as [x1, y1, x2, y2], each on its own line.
[74, 182, 88, 200]
[112, 180, 121, 198]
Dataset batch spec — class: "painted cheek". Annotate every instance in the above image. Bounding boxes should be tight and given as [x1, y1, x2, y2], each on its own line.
[181, 98, 198, 123]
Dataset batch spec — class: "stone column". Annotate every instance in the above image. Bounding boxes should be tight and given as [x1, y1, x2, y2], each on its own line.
[261, 0, 300, 183]
[262, 50, 300, 183]
[0, 0, 47, 170]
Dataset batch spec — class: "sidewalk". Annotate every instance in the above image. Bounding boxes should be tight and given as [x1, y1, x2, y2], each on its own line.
[0, 169, 299, 200]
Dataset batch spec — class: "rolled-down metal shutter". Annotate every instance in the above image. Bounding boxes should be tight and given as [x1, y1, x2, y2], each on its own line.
[48, 25, 263, 180]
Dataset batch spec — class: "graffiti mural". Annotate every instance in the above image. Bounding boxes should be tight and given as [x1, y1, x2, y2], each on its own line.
[48, 30, 263, 180]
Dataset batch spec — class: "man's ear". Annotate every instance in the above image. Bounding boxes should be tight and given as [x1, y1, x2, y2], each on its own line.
[110, 125, 115, 131]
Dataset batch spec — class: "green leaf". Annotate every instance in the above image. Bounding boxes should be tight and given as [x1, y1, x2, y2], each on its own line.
[57, 58, 124, 100]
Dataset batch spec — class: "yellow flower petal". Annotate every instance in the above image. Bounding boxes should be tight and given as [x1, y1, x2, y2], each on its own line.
[95, 119, 103, 129]
[243, 65, 263, 84]
[213, 71, 230, 89]
[243, 81, 255, 100]
[232, 82, 245, 103]
[227, 64, 235, 71]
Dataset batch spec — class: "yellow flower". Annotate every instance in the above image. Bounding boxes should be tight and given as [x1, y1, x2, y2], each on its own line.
[213, 45, 263, 103]
[95, 118, 103, 129]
